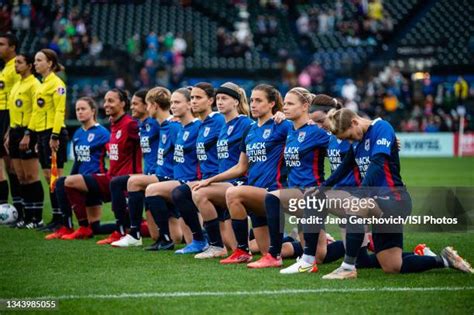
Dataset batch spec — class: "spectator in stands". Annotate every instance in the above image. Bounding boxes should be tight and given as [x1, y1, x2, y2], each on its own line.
[173, 33, 187, 55]
[383, 91, 398, 113]
[342, 79, 358, 102]
[0, 4, 11, 32]
[89, 36, 103, 58]
[454, 76, 469, 105]
[127, 34, 140, 58]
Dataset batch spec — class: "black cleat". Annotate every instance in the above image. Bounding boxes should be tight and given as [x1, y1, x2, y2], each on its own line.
[26, 220, 44, 230]
[145, 239, 174, 251]
[37, 220, 61, 232]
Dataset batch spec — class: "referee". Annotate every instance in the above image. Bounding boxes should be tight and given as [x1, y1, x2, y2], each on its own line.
[26, 48, 68, 230]
[0, 32, 22, 216]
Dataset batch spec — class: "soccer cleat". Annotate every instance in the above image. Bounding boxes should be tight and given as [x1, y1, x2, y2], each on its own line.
[26, 220, 44, 230]
[280, 257, 318, 274]
[220, 249, 253, 264]
[14, 220, 26, 229]
[175, 239, 209, 254]
[247, 253, 283, 269]
[367, 233, 375, 252]
[145, 239, 174, 251]
[61, 226, 93, 240]
[96, 231, 124, 245]
[414, 243, 436, 256]
[322, 266, 357, 280]
[440, 246, 474, 273]
[45, 226, 74, 240]
[194, 246, 227, 259]
[111, 234, 143, 247]
[37, 220, 61, 232]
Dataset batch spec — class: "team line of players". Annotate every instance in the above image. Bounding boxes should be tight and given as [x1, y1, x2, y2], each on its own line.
[45, 83, 473, 279]
[1, 33, 472, 279]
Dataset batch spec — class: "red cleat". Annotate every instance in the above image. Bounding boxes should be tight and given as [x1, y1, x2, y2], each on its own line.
[367, 233, 374, 252]
[96, 231, 123, 245]
[45, 226, 74, 240]
[247, 253, 283, 269]
[61, 226, 93, 240]
[220, 248, 253, 264]
[140, 219, 150, 238]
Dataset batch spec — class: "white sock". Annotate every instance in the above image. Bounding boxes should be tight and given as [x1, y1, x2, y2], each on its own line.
[302, 254, 315, 264]
[341, 261, 356, 271]
[424, 247, 437, 257]
[442, 256, 449, 268]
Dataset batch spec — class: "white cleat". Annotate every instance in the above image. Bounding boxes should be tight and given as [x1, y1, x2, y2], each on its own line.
[194, 245, 227, 259]
[280, 257, 318, 274]
[322, 266, 357, 280]
[440, 246, 474, 273]
[111, 234, 142, 247]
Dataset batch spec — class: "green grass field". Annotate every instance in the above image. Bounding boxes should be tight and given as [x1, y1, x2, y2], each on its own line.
[1, 158, 474, 314]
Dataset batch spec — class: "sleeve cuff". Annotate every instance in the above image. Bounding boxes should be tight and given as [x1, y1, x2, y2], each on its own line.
[51, 133, 60, 140]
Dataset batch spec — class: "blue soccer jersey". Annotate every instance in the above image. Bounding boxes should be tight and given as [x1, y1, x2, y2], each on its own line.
[196, 112, 225, 179]
[284, 123, 330, 188]
[173, 118, 201, 181]
[217, 115, 253, 173]
[71, 124, 110, 175]
[241, 119, 292, 190]
[327, 135, 360, 187]
[156, 118, 180, 179]
[139, 117, 160, 175]
[352, 118, 403, 188]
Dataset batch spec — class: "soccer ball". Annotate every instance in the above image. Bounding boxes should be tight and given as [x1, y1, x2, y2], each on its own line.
[0, 204, 18, 224]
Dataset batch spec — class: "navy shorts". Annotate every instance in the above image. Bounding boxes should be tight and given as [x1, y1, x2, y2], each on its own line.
[371, 189, 411, 253]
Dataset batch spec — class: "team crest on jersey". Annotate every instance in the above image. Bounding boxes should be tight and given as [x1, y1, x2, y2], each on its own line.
[57, 87, 66, 95]
[87, 133, 95, 142]
[227, 125, 234, 135]
[365, 139, 370, 151]
[162, 134, 167, 144]
[145, 124, 151, 132]
[203, 127, 210, 137]
[0, 81, 4, 89]
[15, 99, 23, 107]
[337, 139, 342, 144]
[37, 98, 45, 107]
[262, 129, 271, 139]
[116, 130, 122, 139]
[183, 131, 190, 141]
[298, 131, 306, 143]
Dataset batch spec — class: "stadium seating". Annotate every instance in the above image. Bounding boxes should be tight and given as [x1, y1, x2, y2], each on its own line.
[399, 0, 474, 66]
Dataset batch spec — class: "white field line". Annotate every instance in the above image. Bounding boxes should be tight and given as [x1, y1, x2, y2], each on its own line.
[7, 286, 474, 301]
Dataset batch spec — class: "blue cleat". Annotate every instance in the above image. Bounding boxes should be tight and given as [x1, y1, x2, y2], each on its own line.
[175, 240, 209, 254]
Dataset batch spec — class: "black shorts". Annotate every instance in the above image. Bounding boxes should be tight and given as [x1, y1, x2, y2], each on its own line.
[0, 110, 9, 157]
[37, 128, 68, 169]
[9, 127, 38, 159]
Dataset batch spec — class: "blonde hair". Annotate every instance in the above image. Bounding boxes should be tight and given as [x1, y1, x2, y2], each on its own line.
[221, 82, 250, 116]
[288, 87, 315, 105]
[327, 108, 358, 135]
[146, 87, 171, 110]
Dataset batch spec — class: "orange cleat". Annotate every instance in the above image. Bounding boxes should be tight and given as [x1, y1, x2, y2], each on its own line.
[61, 226, 93, 240]
[247, 253, 283, 269]
[45, 226, 74, 240]
[96, 231, 124, 245]
[220, 248, 253, 264]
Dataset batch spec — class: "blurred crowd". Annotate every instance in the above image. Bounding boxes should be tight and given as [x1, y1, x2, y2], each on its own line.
[336, 69, 471, 132]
